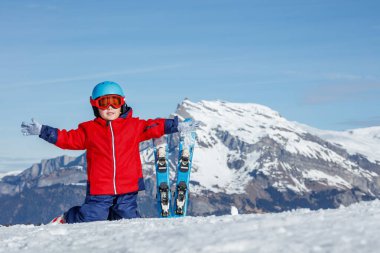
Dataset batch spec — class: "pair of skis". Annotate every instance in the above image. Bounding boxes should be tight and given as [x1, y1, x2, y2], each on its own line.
[153, 119, 196, 218]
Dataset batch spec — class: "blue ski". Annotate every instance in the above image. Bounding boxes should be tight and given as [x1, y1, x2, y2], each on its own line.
[173, 118, 196, 217]
[153, 136, 171, 218]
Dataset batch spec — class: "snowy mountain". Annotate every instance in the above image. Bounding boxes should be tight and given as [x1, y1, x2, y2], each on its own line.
[1, 99, 380, 224]
[0, 155, 86, 196]
[161, 100, 380, 214]
[171, 100, 380, 195]
[1, 200, 380, 253]
[300, 124, 380, 164]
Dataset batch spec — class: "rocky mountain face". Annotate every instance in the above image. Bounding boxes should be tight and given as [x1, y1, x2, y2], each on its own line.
[0, 155, 88, 225]
[173, 100, 380, 214]
[1, 99, 380, 225]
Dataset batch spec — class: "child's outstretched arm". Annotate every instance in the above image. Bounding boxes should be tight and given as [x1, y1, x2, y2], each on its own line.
[138, 116, 199, 142]
[138, 117, 178, 142]
[21, 118, 86, 150]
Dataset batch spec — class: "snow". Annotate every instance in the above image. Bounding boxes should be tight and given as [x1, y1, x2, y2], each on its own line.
[191, 141, 259, 194]
[299, 124, 380, 163]
[180, 100, 307, 147]
[1, 200, 380, 253]
[231, 206, 239, 216]
[302, 169, 351, 189]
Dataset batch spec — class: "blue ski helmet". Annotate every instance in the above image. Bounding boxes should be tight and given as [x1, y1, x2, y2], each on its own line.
[91, 81, 125, 99]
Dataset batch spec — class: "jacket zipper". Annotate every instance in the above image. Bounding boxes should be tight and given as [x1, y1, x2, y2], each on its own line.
[109, 121, 118, 195]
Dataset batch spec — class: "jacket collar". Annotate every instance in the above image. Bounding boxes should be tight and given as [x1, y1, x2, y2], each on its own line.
[121, 106, 133, 119]
[94, 107, 133, 126]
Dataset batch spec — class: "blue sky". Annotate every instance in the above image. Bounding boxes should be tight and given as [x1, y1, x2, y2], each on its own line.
[0, 0, 379, 172]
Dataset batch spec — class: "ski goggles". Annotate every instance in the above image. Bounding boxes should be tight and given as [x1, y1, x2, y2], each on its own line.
[90, 95, 125, 110]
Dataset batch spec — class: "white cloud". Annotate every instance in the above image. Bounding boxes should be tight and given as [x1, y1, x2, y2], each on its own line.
[0, 64, 183, 91]
[25, 3, 59, 11]
[303, 83, 380, 105]
[283, 70, 376, 82]
[0, 156, 37, 172]
[337, 116, 380, 128]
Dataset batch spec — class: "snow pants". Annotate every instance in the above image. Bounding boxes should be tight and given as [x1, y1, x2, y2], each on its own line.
[64, 189, 141, 224]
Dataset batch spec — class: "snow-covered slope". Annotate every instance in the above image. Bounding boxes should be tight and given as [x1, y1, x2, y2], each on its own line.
[300, 124, 380, 163]
[1, 200, 380, 253]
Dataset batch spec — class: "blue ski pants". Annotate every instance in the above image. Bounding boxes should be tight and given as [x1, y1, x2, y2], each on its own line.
[64, 190, 141, 224]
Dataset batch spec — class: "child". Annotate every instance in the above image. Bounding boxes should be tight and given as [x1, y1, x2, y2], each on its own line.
[21, 81, 194, 224]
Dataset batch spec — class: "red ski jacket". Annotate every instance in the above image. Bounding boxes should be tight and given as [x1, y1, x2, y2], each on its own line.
[39, 109, 178, 195]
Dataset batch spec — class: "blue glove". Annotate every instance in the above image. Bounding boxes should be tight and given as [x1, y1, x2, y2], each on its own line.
[21, 118, 42, 136]
[178, 119, 200, 134]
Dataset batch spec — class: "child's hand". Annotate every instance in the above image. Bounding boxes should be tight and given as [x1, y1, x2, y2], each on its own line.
[178, 119, 200, 134]
[21, 118, 42, 136]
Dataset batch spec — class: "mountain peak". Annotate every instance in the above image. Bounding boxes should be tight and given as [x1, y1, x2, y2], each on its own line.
[177, 99, 282, 120]
[174, 99, 304, 147]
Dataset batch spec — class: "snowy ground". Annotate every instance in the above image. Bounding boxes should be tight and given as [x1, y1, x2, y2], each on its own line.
[1, 201, 380, 253]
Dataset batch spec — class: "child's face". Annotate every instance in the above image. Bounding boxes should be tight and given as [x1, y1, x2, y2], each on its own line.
[98, 106, 122, 121]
